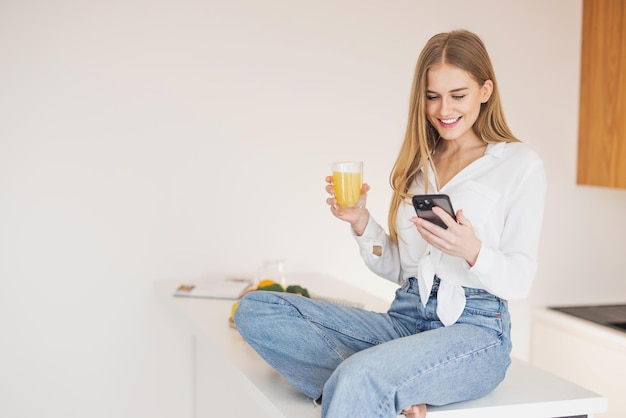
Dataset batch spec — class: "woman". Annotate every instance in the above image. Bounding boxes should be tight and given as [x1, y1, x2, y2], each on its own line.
[234, 29, 546, 418]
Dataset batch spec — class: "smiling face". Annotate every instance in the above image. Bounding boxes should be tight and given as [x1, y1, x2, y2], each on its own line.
[425, 63, 493, 144]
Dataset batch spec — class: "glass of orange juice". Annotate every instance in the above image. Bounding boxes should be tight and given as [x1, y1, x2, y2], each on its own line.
[332, 161, 363, 207]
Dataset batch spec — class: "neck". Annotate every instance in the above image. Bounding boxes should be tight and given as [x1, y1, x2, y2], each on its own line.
[438, 136, 485, 155]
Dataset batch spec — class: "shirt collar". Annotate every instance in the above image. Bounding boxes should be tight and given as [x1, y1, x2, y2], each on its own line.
[485, 142, 506, 159]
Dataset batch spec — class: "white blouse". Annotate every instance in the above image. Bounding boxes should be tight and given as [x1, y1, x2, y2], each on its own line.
[353, 142, 547, 326]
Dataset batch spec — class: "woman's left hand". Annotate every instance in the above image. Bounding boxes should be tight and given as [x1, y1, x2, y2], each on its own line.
[410, 207, 481, 266]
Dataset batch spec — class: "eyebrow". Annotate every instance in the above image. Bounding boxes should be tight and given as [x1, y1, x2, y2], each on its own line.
[426, 87, 469, 94]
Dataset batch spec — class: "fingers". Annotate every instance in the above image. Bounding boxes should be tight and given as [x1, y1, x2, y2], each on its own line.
[414, 208, 459, 243]
[412, 207, 480, 264]
[431, 206, 458, 229]
[326, 182, 370, 197]
[455, 208, 471, 226]
[410, 211, 453, 246]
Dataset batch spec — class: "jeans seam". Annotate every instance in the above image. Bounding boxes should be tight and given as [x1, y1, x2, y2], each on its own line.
[303, 315, 383, 346]
[277, 295, 386, 347]
[373, 337, 505, 417]
[395, 336, 503, 394]
[272, 297, 358, 360]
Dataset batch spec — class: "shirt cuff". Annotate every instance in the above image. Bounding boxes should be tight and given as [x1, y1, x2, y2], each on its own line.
[468, 243, 495, 279]
[352, 216, 384, 248]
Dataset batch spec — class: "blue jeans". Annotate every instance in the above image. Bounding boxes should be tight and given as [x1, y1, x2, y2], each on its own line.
[234, 277, 512, 418]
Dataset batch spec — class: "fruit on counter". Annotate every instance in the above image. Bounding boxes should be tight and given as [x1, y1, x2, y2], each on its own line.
[229, 301, 239, 328]
[255, 280, 310, 297]
[256, 282, 285, 292]
[256, 279, 278, 288]
[230, 280, 311, 327]
[285, 285, 310, 298]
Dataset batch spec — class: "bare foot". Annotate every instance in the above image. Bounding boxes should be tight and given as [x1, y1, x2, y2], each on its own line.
[401, 404, 427, 418]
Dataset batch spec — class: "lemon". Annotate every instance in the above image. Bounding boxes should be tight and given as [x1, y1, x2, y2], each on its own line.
[231, 301, 239, 319]
[257, 279, 277, 289]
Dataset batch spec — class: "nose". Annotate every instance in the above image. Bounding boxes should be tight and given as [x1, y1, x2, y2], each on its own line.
[439, 97, 453, 116]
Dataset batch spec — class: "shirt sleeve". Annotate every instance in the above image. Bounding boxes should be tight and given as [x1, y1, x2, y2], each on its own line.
[351, 216, 402, 284]
[468, 159, 547, 299]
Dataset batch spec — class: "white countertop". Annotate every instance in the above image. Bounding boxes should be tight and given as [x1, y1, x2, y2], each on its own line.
[156, 274, 607, 418]
[533, 307, 626, 352]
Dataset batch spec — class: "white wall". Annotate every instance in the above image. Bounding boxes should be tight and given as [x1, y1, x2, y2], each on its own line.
[2, 0, 625, 417]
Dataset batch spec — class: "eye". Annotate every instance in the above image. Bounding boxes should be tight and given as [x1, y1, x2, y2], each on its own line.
[452, 95, 466, 100]
[426, 95, 439, 101]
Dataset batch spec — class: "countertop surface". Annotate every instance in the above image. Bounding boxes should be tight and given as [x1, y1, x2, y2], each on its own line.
[157, 274, 608, 418]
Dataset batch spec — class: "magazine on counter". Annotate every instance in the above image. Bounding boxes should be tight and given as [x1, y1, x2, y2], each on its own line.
[174, 278, 253, 300]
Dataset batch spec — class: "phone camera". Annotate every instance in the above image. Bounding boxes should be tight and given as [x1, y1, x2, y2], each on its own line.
[416, 199, 432, 210]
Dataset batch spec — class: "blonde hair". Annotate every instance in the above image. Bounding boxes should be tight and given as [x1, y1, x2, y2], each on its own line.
[388, 29, 519, 243]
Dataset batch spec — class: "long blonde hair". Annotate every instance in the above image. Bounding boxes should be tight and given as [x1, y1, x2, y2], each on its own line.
[388, 29, 519, 243]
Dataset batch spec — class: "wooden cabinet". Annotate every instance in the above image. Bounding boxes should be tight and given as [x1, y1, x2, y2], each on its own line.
[577, 0, 626, 188]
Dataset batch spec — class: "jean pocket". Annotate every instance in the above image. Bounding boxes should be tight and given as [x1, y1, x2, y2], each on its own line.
[464, 290, 502, 315]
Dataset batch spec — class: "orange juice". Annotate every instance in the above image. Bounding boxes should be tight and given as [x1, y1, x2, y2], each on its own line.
[332, 161, 362, 207]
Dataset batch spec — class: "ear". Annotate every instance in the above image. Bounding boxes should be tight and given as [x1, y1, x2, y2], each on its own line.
[480, 79, 494, 103]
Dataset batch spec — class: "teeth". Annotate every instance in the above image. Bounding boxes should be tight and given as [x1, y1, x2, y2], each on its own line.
[440, 117, 460, 124]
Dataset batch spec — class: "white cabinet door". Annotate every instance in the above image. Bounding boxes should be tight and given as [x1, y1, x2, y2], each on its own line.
[531, 308, 626, 418]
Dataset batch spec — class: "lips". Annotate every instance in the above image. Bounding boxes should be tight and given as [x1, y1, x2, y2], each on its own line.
[439, 116, 461, 127]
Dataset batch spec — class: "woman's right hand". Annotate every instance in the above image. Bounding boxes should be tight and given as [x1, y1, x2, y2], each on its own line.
[325, 175, 370, 236]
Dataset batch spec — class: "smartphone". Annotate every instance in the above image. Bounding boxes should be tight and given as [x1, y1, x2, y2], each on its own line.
[412, 194, 456, 229]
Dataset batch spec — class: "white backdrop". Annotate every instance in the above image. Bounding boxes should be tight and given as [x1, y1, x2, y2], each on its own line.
[2, 1, 626, 417]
